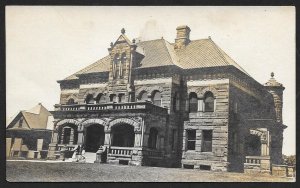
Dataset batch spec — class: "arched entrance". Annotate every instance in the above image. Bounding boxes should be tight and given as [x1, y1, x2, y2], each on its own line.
[245, 134, 261, 156]
[85, 124, 105, 152]
[58, 123, 78, 145]
[111, 124, 135, 147]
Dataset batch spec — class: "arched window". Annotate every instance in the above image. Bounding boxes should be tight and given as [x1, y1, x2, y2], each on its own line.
[120, 53, 126, 78]
[85, 94, 94, 104]
[148, 127, 158, 149]
[152, 91, 162, 106]
[67, 98, 75, 105]
[204, 92, 214, 112]
[110, 94, 117, 102]
[113, 54, 120, 79]
[189, 92, 198, 112]
[139, 91, 148, 101]
[118, 93, 125, 103]
[96, 94, 106, 104]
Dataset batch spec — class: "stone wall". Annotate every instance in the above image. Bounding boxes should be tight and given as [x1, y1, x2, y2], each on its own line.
[181, 79, 230, 171]
[227, 81, 284, 172]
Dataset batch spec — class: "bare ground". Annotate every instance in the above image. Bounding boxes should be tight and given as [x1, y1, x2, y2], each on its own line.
[6, 161, 294, 182]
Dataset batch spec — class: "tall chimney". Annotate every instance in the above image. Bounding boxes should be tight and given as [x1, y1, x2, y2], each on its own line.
[174, 25, 191, 50]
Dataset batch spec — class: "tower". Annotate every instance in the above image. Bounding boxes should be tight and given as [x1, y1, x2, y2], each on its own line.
[264, 72, 285, 123]
[107, 28, 137, 102]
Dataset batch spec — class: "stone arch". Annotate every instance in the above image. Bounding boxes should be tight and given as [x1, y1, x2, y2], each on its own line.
[250, 129, 263, 137]
[199, 86, 218, 98]
[56, 119, 81, 129]
[81, 118, 108, 128]
[66, 94, 78, 104]
[136, 86, 164, 99]
[83, 90, 97, 100]
[109, 118, 140, 132]
[137, 90, 149, 100]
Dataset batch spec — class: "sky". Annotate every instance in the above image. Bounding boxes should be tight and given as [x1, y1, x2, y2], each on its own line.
[6, 6, 295, 155]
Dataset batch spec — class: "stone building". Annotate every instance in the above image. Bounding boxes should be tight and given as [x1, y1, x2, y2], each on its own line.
[6, 103, 54, 159]
[47, 25, 286, 172]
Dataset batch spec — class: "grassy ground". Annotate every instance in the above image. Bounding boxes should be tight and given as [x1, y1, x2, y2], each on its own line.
[6, 161, 294, 182]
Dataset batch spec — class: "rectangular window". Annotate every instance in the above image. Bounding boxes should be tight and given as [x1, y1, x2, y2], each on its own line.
[201, 130, 212, 152]
[187, 130, 196, 150]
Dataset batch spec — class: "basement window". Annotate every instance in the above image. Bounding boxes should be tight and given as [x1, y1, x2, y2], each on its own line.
[183, 164, 194, 169]
[119, 160, 129, 165]
[200, 165, 211, 171]
[187, 130, 196, 150]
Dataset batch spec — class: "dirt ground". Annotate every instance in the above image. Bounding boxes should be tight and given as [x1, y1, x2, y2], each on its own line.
[6, 161, 294, 182]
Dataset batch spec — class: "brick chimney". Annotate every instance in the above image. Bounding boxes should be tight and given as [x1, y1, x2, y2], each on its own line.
[174, 25, 191, 50]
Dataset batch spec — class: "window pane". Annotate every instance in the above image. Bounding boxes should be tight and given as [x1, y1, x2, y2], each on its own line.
[187, 130, 196, 140]
[153, 91, 161, 106]
[202, 130, 212, 152]
[187, 141, 196, 150]
[187, 130, 196, 150]
[204, 92, 214, 112]
[189, 93, 198, 112]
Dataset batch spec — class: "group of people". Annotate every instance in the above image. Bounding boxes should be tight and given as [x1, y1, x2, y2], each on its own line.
[72, 145, 86, 162]
[67, 145, 108, 163]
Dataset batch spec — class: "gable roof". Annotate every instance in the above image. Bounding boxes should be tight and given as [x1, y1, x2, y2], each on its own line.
[6, 103, 53, 130]
[60, 37, 249, 81]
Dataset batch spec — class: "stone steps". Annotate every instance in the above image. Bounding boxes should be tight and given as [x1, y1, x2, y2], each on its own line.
[84, 152, 96, 163]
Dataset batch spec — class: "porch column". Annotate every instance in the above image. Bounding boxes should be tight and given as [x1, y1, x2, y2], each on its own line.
[104, 130, 111, 147]
[52, 132, 58, 144]
[77, 131, 84, 145]
[134, 131, 142, 147]
[260, 130, 270, 156]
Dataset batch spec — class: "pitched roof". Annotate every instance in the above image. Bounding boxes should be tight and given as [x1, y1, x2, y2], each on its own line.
[7, 103, 53, 130]
[63, 55, 110, 81]
[174, 38, 249, 75]
[135, 39, 178, 68]
[61, 37, 249, 81]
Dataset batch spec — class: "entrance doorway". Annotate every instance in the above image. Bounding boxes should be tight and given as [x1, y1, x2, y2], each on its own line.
[111, 124, 135, 147]
[85, 124, 105, 152]
[245, 134, 261, 156]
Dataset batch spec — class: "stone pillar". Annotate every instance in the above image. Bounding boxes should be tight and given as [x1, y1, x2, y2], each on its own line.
[6, 138, 12, 157]
[52, 132, 58, 144]
[104, 131, 111, 147]
[37, 139, 43, 159]
[69, 128, 74, 145]
[134, 132, 142, 147]
[77, 131, 84, 145]
[260, 129, 270, 156]
[47, 131, 59, 160]
[198, 100, 203, 112]
[143, 134, 149, 147]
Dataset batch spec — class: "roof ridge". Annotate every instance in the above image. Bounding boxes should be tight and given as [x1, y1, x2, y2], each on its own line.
[78, 55, 110, 75]
[137, 38, 164, 44]
[163, 40, 180, 68]
[20, 111, 32, 129]
[208, 38, 230, 66]
[217, 46, 250, 76]
[63, 55, 110, 80]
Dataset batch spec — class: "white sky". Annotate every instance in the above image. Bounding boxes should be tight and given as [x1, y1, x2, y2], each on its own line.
[6, 6, 295, 155]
